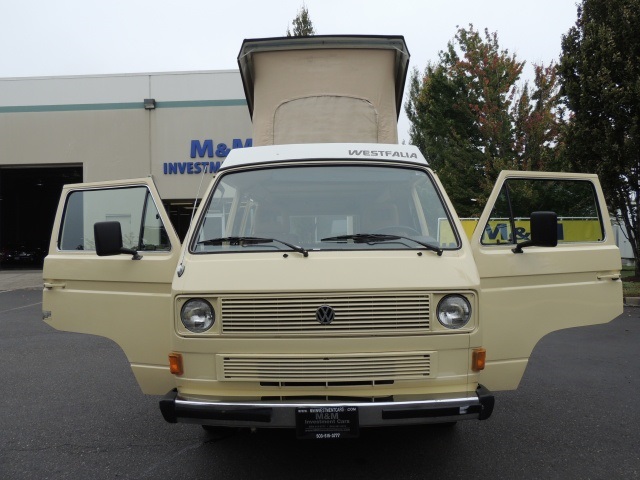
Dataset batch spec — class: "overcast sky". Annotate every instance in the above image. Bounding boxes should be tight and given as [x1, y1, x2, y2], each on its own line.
[0, 0, 580, 141]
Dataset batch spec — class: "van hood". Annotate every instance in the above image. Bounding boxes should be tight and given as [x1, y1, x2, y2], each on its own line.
[173, 250, 479, 294]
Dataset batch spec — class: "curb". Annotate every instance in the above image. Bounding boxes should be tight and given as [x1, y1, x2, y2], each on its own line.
[623, 297, 640, 307]
[0, 270, 43, 292]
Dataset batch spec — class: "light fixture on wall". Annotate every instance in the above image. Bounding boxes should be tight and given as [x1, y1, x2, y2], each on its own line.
[144, 98, 156, 110]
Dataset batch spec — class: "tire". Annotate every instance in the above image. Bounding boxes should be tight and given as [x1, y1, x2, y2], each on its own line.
[201, 425, 238, 437]
[434, 421, 457, 428]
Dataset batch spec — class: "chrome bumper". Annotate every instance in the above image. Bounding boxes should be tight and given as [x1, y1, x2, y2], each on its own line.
[159, 385, 494, 428]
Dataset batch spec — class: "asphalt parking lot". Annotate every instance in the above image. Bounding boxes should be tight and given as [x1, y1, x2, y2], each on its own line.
[1, 285, 638, 479]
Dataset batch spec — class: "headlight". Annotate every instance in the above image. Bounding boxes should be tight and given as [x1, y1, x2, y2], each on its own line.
[180, 298, 215, 333]
[437, 295, 471, 329]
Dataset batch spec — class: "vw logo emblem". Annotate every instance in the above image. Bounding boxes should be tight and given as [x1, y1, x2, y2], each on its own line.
[316, 305, 335, 325]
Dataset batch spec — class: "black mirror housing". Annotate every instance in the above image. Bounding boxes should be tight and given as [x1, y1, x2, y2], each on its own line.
[513, 211, 558, 253]
[94, 221, 142, 260]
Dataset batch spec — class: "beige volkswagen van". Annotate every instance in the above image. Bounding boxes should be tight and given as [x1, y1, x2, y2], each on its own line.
[42, 36, 622, 439]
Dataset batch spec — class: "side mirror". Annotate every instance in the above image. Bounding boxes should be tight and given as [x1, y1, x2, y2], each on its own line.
[94, 221, 142, 260]
[512, 211, 558, 254]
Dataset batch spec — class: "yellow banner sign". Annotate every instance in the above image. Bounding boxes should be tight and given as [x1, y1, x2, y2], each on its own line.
[438, 218, 602, 246]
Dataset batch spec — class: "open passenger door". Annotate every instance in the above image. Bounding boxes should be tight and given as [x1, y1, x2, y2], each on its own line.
[471, 171, 623, 391]
[43, 178, 181, 394]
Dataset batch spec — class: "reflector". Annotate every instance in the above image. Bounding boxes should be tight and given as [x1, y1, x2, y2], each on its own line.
[169, 353, 184, 376]
[472, 348, 486, 372]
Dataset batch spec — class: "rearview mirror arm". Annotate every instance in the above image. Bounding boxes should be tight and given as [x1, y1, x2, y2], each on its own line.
[121, 248, 143, 260]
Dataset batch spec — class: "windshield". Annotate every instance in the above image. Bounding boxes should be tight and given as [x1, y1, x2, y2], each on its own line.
[191, 164, 460, 253]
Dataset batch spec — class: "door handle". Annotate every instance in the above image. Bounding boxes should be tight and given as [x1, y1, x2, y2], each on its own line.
[596, 274, 621, 281]
[44, 282, 66, 289]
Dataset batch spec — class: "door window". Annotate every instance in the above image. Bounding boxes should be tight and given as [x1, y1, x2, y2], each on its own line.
[480, 178, 605, 245]
[58, 186, 171, 252]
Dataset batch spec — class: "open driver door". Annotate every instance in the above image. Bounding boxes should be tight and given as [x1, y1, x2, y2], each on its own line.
[42, 178, 181, 394]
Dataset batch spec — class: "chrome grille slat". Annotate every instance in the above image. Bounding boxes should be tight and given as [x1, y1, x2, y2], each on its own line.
[221, 293, 430, 335]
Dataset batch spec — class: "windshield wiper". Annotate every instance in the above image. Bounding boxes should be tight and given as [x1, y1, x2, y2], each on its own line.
[197, 236, 309, 257]
[320, 233, 443, 256]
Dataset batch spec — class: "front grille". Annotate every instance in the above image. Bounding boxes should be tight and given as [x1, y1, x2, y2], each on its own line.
[221, 293, 430, 336]
[218, 352, 434, 382]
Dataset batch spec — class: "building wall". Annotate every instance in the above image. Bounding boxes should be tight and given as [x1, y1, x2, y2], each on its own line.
[0, 71, 253, 199]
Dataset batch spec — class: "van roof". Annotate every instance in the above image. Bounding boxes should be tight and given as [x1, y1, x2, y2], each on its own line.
[220, 143, 428, 171]
[237, 35, 410, 119]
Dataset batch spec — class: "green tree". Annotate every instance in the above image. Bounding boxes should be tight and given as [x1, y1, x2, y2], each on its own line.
[286, 4, 315, 37]
[513, 64, 565, 172]
[558, 0, 640, 274]
[406, 26, 562, 217]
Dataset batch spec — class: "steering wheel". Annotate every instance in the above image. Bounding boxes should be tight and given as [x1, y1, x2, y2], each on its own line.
[373, 225, 422, 236]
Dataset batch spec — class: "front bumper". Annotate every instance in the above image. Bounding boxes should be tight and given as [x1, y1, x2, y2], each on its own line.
[159, 385, 494, 428]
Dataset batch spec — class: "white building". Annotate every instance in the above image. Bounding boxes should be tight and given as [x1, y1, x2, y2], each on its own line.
[613, 221, 634, 265]
[0, 71, 253, 263]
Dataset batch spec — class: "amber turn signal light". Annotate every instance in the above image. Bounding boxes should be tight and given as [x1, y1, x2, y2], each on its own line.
[472, 348, 486, 372]
[169, 353, 184, 376]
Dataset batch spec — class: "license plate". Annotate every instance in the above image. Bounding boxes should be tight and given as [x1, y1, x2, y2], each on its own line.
[295, 406, 359, 439]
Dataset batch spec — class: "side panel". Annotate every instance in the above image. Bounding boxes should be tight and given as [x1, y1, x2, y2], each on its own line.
[471, 171, 623, 391]
[42, 178, 181, 394]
